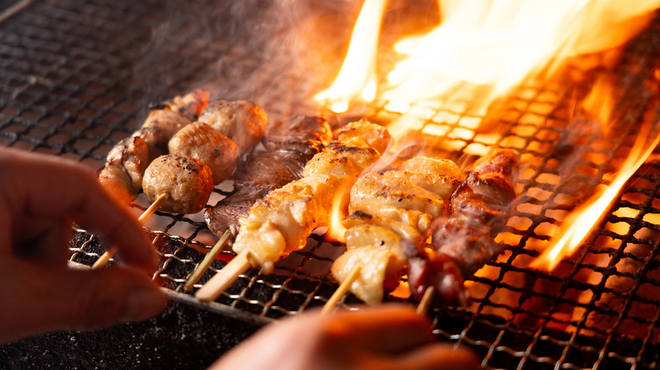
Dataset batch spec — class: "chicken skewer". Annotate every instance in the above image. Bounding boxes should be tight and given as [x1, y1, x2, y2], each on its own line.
[98, 90, 209, 204]
[184, 116, 332, 291]
[93, 153, 216, 269]
[407, 149, 519, 307]
[196, 120, 391, 302]
[327, 156, 464, 308]
[95, 95, 268, 267]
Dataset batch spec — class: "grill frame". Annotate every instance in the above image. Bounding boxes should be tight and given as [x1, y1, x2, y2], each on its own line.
[1, 1, 660, 369]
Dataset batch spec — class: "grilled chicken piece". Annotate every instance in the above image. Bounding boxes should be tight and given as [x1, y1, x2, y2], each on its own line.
[98, 90, 209, 202]
[142, 154, 214, 214]
[168, 121, 239, 184]
[232, 121, 388, 274]
[336, 118, 391, 155]
[99, 136, 149, 204]
[198, 100, 267, 156]
[204, 116, 332, 238]
[262, 115, 333, 160]
[408, 149, 519, 307]
[331, 246, 402, 305]
[331, 156, 463, 304]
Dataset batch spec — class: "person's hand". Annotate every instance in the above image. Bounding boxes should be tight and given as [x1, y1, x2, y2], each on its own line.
[0, 147, 166, 344]
[211, 304, 480, 370]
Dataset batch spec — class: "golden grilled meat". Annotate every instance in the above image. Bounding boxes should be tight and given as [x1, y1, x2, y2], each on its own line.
[98, 90, 209, 203]
[98, 136, 149, 203]
[142, 154, 214, 214]
[232, 120, 390, 274]
[331, 156, 463, 304]
[198, 100, 267, 156]
[168, 121, 239, 184]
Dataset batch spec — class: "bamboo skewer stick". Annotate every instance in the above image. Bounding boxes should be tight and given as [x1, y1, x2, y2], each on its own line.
[183, 229, 233, 292]
[416, 286, 435, 315]
[321, 266, 361, 315]
[195, 249, 251, 302]
[91, 193, 169, 269]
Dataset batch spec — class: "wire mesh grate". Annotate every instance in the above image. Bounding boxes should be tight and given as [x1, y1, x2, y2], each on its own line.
[1, 0, 660, 369]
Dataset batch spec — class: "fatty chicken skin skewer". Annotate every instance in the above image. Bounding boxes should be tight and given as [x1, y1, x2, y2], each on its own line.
[331, 157, 464, 304]
[232, 120, 390, 274]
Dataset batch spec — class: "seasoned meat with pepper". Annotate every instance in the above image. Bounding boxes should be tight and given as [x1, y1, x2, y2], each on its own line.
[198, 100, 267, 156]
[168, 121, 239, 184]
[408, 149, 519, 307]
[142, 154, 214, 214]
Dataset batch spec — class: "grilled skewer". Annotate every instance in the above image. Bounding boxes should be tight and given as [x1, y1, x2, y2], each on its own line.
[407, 149, 519, 307]
[196, 120, 390, 302]
[204, 116, 332, 237]
[98, 90, 209, 204]
[187, 116, 332, 291]
[329, 157, 464, 305]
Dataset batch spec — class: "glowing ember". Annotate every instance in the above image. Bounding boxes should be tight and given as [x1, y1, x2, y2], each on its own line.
[532, 122, 660, 271]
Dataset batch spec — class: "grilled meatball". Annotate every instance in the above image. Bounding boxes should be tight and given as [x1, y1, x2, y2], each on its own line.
[198, 100, 267, 156]
[168, 121, 239, 184]
[142, 154, 214, 214]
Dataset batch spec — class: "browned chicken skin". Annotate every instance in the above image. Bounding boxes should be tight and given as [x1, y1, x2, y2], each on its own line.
[198, 100, 267, 156]
[98, 90, 209, 204]
[331, 157, 463, 304]
[142, 154, 214, 214]
[168, 121, 239, 184]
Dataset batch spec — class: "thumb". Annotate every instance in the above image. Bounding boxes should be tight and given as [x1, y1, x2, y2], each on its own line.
[3, 261, 166, 342]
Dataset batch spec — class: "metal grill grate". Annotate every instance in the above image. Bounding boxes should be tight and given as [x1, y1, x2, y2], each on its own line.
[2, 1, 660, 369]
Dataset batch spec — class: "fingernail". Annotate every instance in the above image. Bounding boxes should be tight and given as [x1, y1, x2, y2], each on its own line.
[123, 286, 165, 322]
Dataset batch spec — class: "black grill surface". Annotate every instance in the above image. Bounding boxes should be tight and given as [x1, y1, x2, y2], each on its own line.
[2, 1, 660, 369]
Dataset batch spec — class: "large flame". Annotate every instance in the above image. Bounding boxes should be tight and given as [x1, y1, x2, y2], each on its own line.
[315, 0, 660, 123]
[532, 121, 660, 271]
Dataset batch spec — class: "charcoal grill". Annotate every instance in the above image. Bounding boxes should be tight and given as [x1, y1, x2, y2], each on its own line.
[1, 0, 660, 369]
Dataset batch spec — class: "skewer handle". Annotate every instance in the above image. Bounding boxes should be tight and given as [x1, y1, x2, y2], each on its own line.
[195, 249, 251, 302]
[91, 193, 168, 269]
[183, 229, 233, 292]
[416, 286, 435, 315]
[321, 266, 361, 315]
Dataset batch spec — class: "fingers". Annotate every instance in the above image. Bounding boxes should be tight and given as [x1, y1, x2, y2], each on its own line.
[385, 343, 481, 370]
[0, 260, 166, 344]
[325, 304, 435, 354]
[0, 148, 158, 271]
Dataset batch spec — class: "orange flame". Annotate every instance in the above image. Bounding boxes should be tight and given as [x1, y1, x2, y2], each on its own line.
[315, 0, 660, 127]
[313, 0, 388, 113]
[531, 122, 660, 271]
[326, 183, 351, 243]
